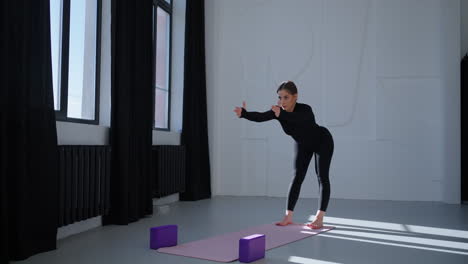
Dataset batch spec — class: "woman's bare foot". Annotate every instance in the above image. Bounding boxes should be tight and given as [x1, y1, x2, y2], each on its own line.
[306, 210, 325, 229]
[275, 210, 294, 226]
[306, 217, 323, 229]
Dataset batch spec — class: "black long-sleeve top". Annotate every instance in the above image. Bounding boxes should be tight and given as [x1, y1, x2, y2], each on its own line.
[240, 102, 321, 149]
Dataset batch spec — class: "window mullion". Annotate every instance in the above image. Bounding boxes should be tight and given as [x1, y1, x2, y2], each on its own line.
[59, 0, 71, 119]
[94, 0, 102, 124]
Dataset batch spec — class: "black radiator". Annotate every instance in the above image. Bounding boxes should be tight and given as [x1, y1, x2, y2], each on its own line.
[58, 145, 111, 227]
[151, 145, 186, 198]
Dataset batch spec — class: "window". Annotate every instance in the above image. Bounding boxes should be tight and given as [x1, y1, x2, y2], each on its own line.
[153, 0, 172, 130]
[50, 0, 101, 124]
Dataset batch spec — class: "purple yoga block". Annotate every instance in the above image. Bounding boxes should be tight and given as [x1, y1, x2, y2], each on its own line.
[150, 225, 178, 250]
[239, 234, 266, 263]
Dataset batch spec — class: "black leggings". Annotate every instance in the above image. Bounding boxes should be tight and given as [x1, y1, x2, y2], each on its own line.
[287, 127, 334, 212]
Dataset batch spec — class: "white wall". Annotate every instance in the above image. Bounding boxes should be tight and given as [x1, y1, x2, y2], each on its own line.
[462, 0, 468, 57]
[440, 0, 461, 204]
[206, 0, 461, 203]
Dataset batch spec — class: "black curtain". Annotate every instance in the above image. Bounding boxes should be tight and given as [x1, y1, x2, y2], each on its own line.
[180, 0, 212, 201]
[103, 0, 154, 225]
[0, 1, 59, 263]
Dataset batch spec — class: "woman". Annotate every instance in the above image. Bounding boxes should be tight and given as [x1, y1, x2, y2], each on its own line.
[233, 81, 334, 229]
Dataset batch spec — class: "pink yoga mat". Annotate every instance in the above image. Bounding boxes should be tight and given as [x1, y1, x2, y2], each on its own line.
[156, 223, 335, 262]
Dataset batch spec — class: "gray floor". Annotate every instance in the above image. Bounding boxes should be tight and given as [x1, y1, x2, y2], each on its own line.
[14, 196, 468, 264]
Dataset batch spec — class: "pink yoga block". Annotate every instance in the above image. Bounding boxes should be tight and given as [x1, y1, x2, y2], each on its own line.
[239, 234, 266, 263]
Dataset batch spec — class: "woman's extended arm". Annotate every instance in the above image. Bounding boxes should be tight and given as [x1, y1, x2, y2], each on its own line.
[234, 101, 276, 122]
[240, 108, 276, 122]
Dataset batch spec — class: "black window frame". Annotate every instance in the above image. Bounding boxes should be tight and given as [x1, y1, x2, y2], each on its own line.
[152, 0, 173, 131]
[53, 0, 102, 125]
